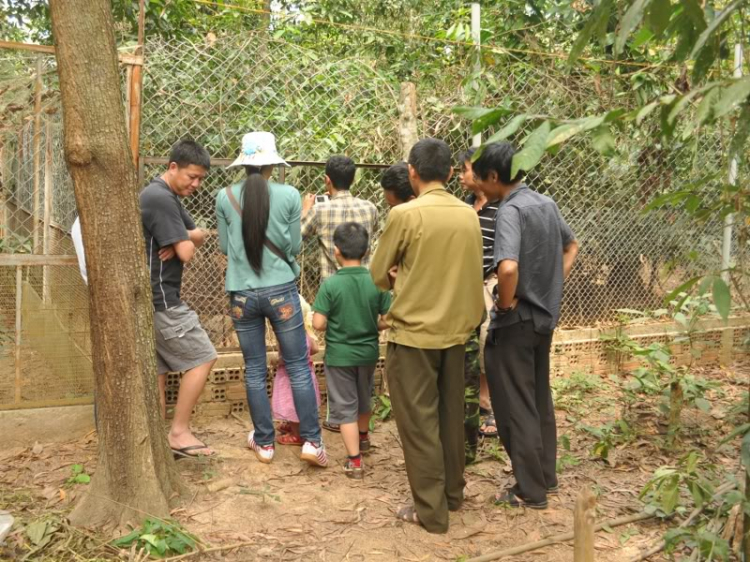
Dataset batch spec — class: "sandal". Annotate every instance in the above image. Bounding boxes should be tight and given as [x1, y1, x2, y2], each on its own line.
[479, 413, 498, 437]
[277, 433, 304, 446]
[278, 422, 293, 435]
[396, 505, 421, 526]
[323, 421, 341, 433]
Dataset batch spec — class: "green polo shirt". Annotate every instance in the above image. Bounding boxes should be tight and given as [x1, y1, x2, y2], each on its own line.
[313, 266, 391, 367]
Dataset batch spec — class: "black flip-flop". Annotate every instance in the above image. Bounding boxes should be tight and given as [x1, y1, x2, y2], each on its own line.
[172, 445, 215, 459]
[479, 413, 498, 437]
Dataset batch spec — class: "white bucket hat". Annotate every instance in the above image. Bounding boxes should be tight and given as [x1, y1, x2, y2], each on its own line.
[228, 132, 290, 168]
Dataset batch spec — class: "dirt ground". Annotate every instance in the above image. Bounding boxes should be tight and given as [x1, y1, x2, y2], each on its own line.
[0, 361, 747, 561]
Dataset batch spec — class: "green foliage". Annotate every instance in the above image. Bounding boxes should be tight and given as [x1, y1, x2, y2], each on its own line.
[112, 518, 199, 559]
[0, 231, 32, 254]
[640, 451, 714, 516]
[556, 434, 580, 473]
[580, 419, 633, 462]
[551, 370, 603, 411]
[66, 464, 90, 486]
[369, 394, 392, 431]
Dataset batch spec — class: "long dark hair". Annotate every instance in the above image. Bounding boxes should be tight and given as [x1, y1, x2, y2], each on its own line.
[241, 166, 269, 275]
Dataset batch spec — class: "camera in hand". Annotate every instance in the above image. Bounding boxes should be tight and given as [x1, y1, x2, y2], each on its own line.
[315, 194, 329, 203]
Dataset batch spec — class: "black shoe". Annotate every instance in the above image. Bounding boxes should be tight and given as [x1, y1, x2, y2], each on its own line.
[493, 488, 548, 510]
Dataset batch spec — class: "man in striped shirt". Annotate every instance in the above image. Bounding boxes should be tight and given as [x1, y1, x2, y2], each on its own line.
[459, 148, 500, 444]
[302, 156, 378, 281]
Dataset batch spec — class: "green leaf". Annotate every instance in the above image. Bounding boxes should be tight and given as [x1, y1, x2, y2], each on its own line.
[696, 86, 720, 124]
[689, 0, 741, 60]
[112, 529, 142, 547]
[636, 101, 659, 125]
[646, 0, 672, 36]
[719, 423, 750, 445]
[742, 433, 750, 477]
[71, 464, 83, 475]
[631, 27, 654, 48]
[74, 474, 91, 484]
[694, 398, 711, 412]
[547, 119, 590, 148]
[712, 77, 750, 121]
[663, 276, 701, 304]
[591, 125, 615, 155]
[472, 108, 513, 135]
[692, 39, 717, 84]
[511, 121, 551, 179]
[728, 104, 750, 162]
[661, 476, 680, 513]
[616, 0, 652, 56]
[712, 277, 731, 320]
[484, 114, 527, 144]
[26, 521, 49, 546]
[568, 0, 614, 66]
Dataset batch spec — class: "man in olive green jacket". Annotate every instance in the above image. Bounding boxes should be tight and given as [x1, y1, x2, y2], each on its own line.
[371, 138, 484, 533]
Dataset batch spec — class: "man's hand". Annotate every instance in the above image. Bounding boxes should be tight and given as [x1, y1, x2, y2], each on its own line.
[302, 194, 316, 216]
[388, 265, 398, 288]
[188, 228, 206, 248]
[158, 246, 176, 261]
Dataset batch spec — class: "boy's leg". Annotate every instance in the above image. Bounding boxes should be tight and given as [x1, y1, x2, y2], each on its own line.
[479, 275, 497, 412]
[325, 365, 359, 452]
[339, 421, 360, 456]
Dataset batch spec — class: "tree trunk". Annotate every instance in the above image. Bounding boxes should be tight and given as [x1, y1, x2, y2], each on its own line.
[398, 82, 419, 161]
[49, 0, 182, 528]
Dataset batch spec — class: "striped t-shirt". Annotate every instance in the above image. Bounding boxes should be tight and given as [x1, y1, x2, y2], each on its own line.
[466, 193, 500, 279]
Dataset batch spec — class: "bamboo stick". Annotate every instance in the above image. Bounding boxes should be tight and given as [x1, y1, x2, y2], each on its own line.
[31, 55, 43, 254]
[14, 266, 22, 404]
[465, 512, 653, 562]
[574, 488, 597, 562]
[42, 118, 53, 303]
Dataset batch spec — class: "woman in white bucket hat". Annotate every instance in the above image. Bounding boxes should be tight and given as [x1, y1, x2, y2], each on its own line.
[216, 132, 327, 467]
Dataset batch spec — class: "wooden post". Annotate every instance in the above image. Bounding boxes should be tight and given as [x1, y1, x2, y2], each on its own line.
[574, 488, 597, 562]
[127, 0, 145, 168]
[398, 82, 419, 160]
[42, 118, 53, 303]
[0, 144, 6, 240]
[14, 266, 22, 404]
[32, 55, 43, 253]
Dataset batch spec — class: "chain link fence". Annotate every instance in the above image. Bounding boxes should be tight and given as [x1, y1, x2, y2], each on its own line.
[0, 33, 744, 409]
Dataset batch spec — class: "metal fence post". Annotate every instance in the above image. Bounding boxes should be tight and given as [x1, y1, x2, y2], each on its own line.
[471, 2, 481, 148]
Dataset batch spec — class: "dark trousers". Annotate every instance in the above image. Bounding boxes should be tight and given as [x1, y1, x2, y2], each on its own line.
[485, 320, 557, 504]
[386, 342, 466, 534]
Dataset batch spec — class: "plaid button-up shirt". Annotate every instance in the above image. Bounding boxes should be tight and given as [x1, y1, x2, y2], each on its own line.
[301, 191, 378, 280]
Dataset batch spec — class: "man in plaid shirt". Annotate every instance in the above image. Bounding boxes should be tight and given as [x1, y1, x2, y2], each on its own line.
[302, 156, 378, 280]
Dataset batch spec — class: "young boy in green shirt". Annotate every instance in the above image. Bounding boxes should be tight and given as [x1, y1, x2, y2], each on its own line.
[312, 222, 391, 479]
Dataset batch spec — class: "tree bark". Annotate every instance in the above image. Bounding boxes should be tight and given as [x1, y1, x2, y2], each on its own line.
[398, 82, 419, 161]
[49, 0, 182, 528]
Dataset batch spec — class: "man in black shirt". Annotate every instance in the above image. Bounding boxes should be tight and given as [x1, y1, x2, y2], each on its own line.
[473, 141, 578, 509]
[140, 140, 217, 457]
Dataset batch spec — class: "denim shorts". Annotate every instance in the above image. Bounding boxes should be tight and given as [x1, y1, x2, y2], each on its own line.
[154, 303, 217, 374]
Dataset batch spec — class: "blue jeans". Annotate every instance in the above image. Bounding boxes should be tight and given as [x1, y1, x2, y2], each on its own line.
[229, 281, 321, 446]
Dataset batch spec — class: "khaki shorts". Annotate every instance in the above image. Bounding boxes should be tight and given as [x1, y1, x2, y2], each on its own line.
[153, 303, 217, 374]
[479, 274, 498, 375]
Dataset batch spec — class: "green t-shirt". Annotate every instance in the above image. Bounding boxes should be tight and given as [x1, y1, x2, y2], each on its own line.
[313, 266, 392, 367]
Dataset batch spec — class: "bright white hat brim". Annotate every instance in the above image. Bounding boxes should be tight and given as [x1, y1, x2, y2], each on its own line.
[228, 154, 291, 168]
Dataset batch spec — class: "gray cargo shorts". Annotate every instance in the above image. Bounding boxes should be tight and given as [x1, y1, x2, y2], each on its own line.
[153, 303, 217, 375]
[324, 364, 376, 424]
